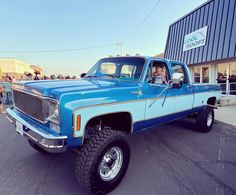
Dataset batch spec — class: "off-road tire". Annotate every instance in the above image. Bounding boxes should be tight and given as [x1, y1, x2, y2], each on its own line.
[196, 106, 214, 133]
[28, 140, 48, 153]
[75, 127, 130, 194]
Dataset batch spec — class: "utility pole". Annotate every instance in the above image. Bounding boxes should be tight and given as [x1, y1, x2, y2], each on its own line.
[117, 42, 123, 56]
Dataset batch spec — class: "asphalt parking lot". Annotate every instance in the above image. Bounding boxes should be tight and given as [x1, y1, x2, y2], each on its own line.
[0, 113, 236, 195]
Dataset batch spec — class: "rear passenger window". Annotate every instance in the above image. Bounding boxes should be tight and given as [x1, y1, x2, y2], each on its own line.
[172, 64, 188, 84]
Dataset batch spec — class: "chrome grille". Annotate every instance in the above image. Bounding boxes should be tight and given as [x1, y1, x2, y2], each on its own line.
[13, 89, 45, 122]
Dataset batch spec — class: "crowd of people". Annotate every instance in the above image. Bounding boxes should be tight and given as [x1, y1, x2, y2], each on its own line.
[15, 73, 77, 81]
[0, 73, 77, 113]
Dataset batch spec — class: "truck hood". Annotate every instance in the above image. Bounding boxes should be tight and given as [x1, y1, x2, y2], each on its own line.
[13, 79, 138, 100]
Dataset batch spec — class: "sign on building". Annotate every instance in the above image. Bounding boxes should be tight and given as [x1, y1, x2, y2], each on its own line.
[183, 26, 208, 52]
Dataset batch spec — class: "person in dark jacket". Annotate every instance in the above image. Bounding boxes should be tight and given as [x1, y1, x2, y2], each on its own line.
[0, 80, 4, 113]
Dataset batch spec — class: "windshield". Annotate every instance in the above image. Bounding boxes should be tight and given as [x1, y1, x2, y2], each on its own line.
[85, 57, 145, 82]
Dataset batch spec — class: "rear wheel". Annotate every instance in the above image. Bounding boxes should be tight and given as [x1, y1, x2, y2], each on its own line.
[75, 127, 130, 194]
[196, 106, 214, 132]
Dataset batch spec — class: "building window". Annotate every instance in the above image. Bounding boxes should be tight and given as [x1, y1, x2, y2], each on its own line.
[202, 66, 209, 83]
[217, 62, 236, 95]
[229, 62, 236, 95]
[193, 65, 210, 83]
[217, 63, 228, 84]
[193, 66, 201, 83]
[229, 62, 236, 82]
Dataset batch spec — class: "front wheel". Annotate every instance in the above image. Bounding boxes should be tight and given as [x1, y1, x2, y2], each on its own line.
[196, 106, 214, 132]
[75, 128, 130, 194]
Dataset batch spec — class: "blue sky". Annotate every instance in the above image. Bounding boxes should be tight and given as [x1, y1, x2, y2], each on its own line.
[0, 0, 206, 76]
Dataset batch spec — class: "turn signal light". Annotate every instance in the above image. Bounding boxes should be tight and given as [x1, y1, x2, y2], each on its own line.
[76, 115, 81, 131]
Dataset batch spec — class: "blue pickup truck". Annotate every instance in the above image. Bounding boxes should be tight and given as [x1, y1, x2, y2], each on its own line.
[6, 56, 221, 194]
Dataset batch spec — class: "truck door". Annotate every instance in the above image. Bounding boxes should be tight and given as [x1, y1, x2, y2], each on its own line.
[170, 63, 194, 113]
[144, 60, 175, 122]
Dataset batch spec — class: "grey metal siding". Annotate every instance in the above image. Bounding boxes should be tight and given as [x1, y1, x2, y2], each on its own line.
[202, 1, 213, 62]
[176, 20, 183, 61]
[186, 13, 194, 65]
[207, 0, 217, 62]
[190, 11, 197, 65]
[194, 8, 202, 64]
[182, 15, 187, 61]
[214, 0, 223, 60]
[164, 0, 236, 65]
[199, 3, 209, 62]
[223, 0, 235, 59]
[219, 0, 230, 59]
[229, 0, 236, 57]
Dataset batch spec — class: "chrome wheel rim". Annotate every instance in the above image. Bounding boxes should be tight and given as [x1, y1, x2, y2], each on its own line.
[99, 146, 123, 181]
[207, 112, 213, 127]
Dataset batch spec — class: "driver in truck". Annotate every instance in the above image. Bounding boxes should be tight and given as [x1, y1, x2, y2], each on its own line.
[152, 65, 167, 84]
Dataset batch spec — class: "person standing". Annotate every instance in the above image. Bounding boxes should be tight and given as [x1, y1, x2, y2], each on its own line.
[25, 73, 33, 80]
[2, 77, 12, 105]
[34, 71, 41, 80]
[0, 79, 4, 113]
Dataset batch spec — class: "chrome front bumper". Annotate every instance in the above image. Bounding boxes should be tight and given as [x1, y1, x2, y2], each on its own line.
[6, 107, 67, 153]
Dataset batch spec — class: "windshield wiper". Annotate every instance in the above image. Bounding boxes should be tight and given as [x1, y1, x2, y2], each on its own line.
[84, 75, 97, 78]
[85, 74, 119, 80]
[104, 74, 119, 80]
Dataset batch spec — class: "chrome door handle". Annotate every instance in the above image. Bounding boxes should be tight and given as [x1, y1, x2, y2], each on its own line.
[131, 90, 142, 96]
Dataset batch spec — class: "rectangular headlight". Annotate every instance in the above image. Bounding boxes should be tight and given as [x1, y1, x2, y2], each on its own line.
[43, 100, 60, 125]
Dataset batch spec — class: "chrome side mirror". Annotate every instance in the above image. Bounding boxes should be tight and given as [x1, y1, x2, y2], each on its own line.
[171, 73, 184, 89]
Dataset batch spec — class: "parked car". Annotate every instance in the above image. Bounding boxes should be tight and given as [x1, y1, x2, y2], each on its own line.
[6, 56, 221, 194]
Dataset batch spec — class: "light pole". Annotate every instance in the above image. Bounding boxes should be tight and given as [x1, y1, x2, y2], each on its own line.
[117, 42, 123, 56]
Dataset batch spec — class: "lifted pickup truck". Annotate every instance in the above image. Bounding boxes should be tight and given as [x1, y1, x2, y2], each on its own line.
[6, 56, 221, 194]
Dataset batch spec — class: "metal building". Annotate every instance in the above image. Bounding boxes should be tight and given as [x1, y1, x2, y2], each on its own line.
[164, 0, 236, 96]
